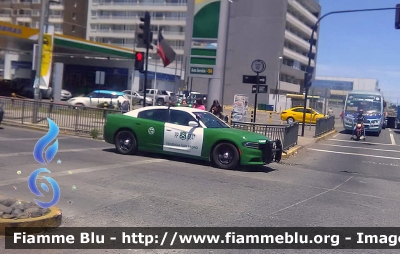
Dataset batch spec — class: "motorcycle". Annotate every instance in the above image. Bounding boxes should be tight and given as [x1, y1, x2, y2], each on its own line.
[352, 119, 365, 141]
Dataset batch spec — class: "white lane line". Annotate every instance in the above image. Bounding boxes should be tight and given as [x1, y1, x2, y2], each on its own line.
[308, 148, 400, 160]
[328, 139, 397, 146]
[332, 133, 339, 138]
[0, 137, 72, 141]
[320, 144, 400, 153]
[268, 176, 353, 216]
[390, 133, 396, 145]
[0, 147, 102, 158]
[0, 159, 167, 187]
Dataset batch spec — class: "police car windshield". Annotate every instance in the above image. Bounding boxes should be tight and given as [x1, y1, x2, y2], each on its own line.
[193, 112, 229, 128]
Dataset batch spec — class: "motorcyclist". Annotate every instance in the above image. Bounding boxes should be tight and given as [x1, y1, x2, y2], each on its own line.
[352, 109, 365, 136]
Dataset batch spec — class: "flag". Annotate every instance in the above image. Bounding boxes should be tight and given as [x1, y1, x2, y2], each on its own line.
[157, 30, 176, 67]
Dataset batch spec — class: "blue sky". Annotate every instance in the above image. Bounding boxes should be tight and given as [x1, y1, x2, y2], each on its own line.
[317, 0, 400, 100]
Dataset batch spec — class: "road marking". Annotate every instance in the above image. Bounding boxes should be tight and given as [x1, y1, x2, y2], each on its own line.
[0, 159, 167, 187]
[308, 148, 400, 160]
[320, 144, 400, 153]
[332, 133, 339, 138]
[363, 161, 400, 167]
[0, 137, 72, 141]
[328, 139, 397, 146]
[390, 133, 396, 145]
[268, 176, 353, 216]
[0, 147, 102, 158]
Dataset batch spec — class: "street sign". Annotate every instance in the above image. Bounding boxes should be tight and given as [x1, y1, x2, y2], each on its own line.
[190, 67, 214, 75]
[242, 75, 266, 84]
[252, 85, 268, 94]
[251, 59, 266, 73]
[95, 71, 105, 85]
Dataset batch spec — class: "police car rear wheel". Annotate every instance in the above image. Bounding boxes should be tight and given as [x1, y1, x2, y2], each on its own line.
[212, 143, 240, 170]
[115, 130, 138, 155]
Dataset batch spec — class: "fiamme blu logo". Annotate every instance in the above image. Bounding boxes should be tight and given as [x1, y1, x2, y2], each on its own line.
[28, 118, 61, 209]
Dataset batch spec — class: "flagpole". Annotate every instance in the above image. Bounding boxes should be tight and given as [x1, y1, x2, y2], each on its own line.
[153, 58, 157, 106]
[131, 29, 137, 109]
[173, 58, 178, 93]
[153, 24, 160, 106]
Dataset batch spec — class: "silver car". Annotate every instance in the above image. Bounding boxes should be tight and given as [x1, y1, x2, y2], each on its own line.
[122, 90, 153, 105]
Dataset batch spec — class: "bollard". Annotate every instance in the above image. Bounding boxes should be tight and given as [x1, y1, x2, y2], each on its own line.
[268, 112, 273, 124]
[103, 103, 108, 119]
[49, 98, 54, 114]
[250, 111, 254, 123]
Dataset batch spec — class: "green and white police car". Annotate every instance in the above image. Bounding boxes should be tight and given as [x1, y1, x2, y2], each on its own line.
[103, 106, 283, 170]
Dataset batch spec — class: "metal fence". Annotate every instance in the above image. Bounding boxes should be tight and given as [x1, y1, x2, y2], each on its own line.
[0, 96, 121, 136]
[231, 121, 299, 150]
[315, 116, 335, 137]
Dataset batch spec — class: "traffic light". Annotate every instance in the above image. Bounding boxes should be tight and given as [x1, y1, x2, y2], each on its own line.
[138, 11, 153, 49]
[304, 72, 313, 88]
[395, 4, 400, 29]
[134, 52, 145, 72]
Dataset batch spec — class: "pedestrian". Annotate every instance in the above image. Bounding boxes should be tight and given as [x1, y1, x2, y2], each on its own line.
[340, 110, 344, 123]
[193, 99, 206, 110]
[209, 99, 223, 119]
[328, 107, 333, 116]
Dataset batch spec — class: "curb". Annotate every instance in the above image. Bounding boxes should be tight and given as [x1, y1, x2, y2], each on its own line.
[315, 129, 338, 142]
[281, 129, 337, 159]
[1, 121, 102, 141]
[0, 205, 62, 236]
[282, 145, 303, 159]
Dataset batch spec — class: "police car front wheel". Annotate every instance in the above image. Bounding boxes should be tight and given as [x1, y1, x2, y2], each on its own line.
[115, 130, 138, 155]
[212, 143, 240, 170]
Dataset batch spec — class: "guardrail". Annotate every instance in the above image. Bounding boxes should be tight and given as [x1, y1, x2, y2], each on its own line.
[0, 96, 121, 136]
[315, 116, 335, 137]
[231, 121, 299, 150]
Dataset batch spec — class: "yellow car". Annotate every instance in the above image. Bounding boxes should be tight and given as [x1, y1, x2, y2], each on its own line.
[280, 107, 325, 124]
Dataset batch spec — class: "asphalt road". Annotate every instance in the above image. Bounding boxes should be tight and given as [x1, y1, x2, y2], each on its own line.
[1, 125, 400, 253]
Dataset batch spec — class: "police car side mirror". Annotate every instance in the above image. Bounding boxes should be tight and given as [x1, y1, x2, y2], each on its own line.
[188, 121, 199, 127]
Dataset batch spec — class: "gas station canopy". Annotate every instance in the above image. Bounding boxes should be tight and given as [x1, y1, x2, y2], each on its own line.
[0, 21, 135, 59]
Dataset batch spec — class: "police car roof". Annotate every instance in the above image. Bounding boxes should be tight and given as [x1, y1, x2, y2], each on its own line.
[123, 106, 207, 117]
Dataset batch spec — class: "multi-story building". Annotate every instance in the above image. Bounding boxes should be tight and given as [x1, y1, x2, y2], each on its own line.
[187, 0, 321, 107]
[86, 0, 187, 63]
[0, 0, 87, 37]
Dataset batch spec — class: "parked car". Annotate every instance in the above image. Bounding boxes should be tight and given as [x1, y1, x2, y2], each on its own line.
[280, 107, 325, 124]
[140, 89, 177, 106]
[67, 90, 129, 108]
[103, 106, 283, 170]
[122, 90, 153, 105]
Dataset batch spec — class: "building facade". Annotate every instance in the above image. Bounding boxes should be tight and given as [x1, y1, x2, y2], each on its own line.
[0, 0, 87, 37]
[186, 0, 321, 106]
[313, 76, 380, 100]
[86, 0, 186, 62]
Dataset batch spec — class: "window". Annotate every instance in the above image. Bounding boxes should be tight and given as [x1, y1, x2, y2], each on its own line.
[71, 25, 75, 32]
[138, 109, 168, 122]
[169, 110, 196, 126]
[87, 92, 100, 98]
[292, 108, 304, 113]
[305, 109, 313, 114]
[193, 112, 229, 128]
[72, 12, 76, 20]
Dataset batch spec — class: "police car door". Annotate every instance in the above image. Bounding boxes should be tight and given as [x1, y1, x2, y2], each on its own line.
[163, 109, 204, 157]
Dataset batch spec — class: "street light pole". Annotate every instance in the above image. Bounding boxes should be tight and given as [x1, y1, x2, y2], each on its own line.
[32, 0, 47, 123]
[274, 56, 282, 112]
[300, 6, 400, 137]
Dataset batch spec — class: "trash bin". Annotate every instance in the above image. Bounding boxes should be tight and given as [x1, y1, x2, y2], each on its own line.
[257, 104, 264, 110]
[265, 105, 274, 111]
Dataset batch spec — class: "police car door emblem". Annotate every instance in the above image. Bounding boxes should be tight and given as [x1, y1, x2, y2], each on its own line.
[148, 127, 155, 135]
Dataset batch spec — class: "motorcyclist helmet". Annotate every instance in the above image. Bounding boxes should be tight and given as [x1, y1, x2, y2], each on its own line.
[358, 109, 363, 115]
